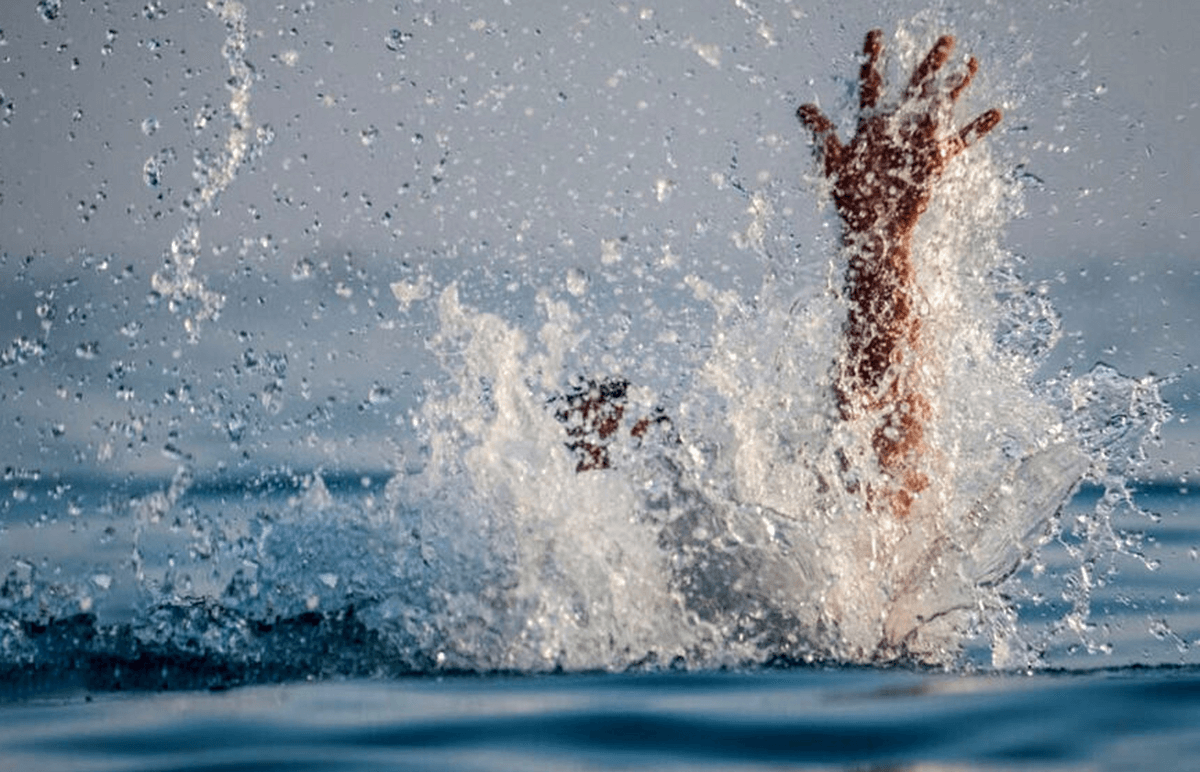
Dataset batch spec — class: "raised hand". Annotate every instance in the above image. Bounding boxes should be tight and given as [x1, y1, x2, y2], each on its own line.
[798, 30, 1000, 242]
[798, 30, 1001, 518]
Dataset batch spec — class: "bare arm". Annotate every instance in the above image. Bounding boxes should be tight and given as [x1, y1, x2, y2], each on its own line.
[798, 30, 1001, 518]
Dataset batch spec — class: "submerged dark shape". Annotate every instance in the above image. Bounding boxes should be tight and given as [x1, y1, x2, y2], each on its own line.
[797, 30, 1001, 519]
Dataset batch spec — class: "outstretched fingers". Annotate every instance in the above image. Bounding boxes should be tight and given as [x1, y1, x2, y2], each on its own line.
[945, 108, 1002, 158]
[797, 103, 844, 174]
[947, 56, 979, 103]
[859, 29, 884, 110]
[906, 35, 955, 100]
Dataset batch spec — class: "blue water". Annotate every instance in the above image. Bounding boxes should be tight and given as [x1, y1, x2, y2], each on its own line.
[4, 666, 1200, 770]
[2, 483, 1198, 770]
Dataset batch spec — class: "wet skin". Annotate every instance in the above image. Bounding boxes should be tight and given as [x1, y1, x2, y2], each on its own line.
[797, 30, 1001, 518]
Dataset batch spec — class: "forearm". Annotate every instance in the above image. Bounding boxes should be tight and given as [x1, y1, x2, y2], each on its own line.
[839, 234, 921, 404]
[837, 232, 930, 517]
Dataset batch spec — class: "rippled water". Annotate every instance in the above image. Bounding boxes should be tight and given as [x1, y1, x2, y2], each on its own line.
[5, 663, 1200, 771]
[3, 390, 1192, 772]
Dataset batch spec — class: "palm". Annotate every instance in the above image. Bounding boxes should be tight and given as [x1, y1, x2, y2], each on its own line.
[798, 31, 1000, 242]
[835, 113, 944, 237]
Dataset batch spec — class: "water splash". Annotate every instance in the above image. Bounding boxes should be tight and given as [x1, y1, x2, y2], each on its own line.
[0, 20, 1173, 686]
[149, 0, 268, 341]
[361, 26, 1167, 670]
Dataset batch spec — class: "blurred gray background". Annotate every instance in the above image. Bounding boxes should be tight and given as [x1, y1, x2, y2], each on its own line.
[1, 0, 1196, 481]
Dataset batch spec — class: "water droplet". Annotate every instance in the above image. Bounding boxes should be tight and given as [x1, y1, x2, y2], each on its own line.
[37, 0, 62, 23]
[142, 116, 159, 136]
[384, 29, 411, 53]
[368, 384, 393, 404]
[74, 341, 99, 360]
[291, 257, 314, 280]
[142, 0, 166, 20]
[566, 267, 589, 297]
[143, 156, 162, 188]
[654, 178, 676, 202]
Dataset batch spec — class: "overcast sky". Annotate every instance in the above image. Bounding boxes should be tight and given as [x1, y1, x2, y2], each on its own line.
[1, 0, 1197, 479]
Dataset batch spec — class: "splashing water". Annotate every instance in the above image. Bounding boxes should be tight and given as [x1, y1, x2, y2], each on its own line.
[385, 150, 1163, 669]
[367, 23, 1168, 670]
[148, 0, 269, 340]
[0, 16, 1171, 684]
